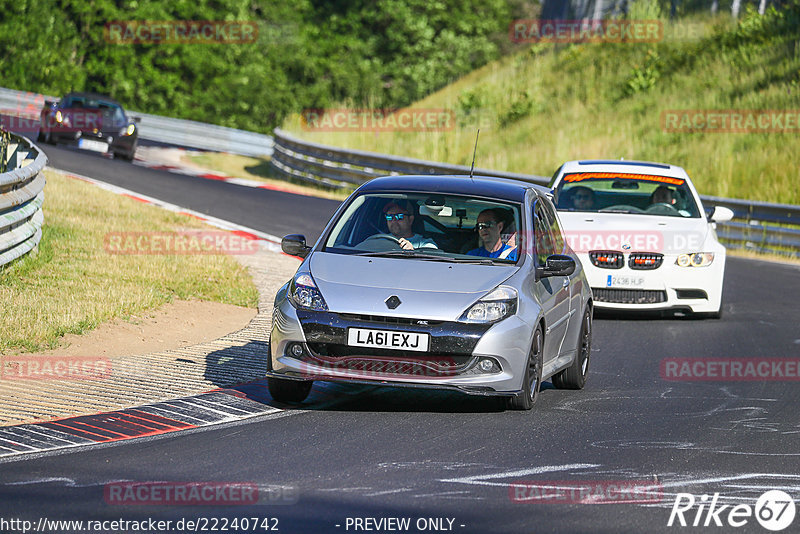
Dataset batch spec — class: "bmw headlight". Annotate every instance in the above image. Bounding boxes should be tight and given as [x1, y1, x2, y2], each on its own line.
[676, 253, 714, 267]
[460, 286, 518, 323]
[120, 123, 136, 136]
[55, 110, 63, 123]
[288, 272, 328, 311]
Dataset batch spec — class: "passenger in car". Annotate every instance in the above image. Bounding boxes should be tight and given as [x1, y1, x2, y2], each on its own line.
[382, 200, 438, 250]
[467, 209, 517, 260]
[650, 185, 676, 206]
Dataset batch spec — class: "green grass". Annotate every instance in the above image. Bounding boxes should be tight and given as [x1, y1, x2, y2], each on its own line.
[0, 170, 258, 354]
[283, 4, 800, 205]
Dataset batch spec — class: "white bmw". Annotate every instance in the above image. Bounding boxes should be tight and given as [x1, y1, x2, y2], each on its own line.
[550, 160, 733, 318]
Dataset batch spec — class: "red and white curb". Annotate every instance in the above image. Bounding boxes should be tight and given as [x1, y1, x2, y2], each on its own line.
[0, 168, 309, 460]
[51, 167, 290, 255]
[132, 148, 311, 196]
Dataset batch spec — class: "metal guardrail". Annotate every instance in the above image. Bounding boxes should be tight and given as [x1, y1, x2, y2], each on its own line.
[271, 129, 800, 259]
[0, 87, 273, 157]
[0, 131, 47, 268]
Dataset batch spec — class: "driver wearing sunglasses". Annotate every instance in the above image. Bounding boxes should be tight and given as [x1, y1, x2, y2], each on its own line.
[467, 208, 517, 260]
[381, 200, 438, 250]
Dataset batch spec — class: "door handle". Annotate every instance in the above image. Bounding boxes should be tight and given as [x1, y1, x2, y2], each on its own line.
[562, 278, 570, 288]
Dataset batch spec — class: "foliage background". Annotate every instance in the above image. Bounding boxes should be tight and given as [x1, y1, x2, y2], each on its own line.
[0, 0, 520, 132]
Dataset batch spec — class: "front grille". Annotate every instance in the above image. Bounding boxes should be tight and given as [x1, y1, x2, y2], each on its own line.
[304, 344, 477, 377]
[628, 253, 663, 270]
[589, 251, 624, 269]
[338, 313, 441, 327]
[592, 288, 667, 304]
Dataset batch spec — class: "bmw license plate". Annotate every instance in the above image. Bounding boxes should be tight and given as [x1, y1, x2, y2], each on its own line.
[347, 328, 429, 352]
[78, 139, 109, 153]
[606, 275, 645, 287]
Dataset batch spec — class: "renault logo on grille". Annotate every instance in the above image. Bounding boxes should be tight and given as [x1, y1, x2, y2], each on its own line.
[385, 295, 401, 309]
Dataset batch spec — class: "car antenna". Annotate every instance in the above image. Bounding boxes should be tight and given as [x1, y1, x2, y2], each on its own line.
[469, 129, 480, 182]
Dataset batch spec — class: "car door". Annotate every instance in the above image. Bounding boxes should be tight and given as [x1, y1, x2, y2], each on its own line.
[532, 200, 571, 361]
[542, 199, 581, 355]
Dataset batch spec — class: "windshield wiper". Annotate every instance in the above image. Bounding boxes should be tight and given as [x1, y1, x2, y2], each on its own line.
[354, 250, 443, 259]
[354, 251, 499, 264]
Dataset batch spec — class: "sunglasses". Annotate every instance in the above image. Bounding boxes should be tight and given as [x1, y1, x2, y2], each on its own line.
[385, 213, 408, 221]
[475, 221, 496, 230]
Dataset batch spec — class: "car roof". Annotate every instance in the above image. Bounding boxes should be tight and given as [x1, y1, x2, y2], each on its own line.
[62, 92, 123, 107]
[357, 175, 548, 202]
[557, 159, 690, 180]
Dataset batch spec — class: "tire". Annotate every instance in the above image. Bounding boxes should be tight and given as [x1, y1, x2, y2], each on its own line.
[267, 377, 312, 403]
[507, 326, 543, 410]
[553, 308, 591, 390]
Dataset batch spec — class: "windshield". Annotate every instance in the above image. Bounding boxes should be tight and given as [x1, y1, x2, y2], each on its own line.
[323, 193, 522, 264]
[63, 97, 127, 126]
[554, 172, 700, 218]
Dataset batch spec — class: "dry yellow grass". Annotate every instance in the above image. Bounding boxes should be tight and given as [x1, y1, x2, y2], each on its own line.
[0, 169, 258, 353]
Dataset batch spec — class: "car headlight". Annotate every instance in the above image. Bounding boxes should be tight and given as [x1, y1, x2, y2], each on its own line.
[120, 123, 135, 136]
[55, 110, 63, 123]
[288, 272, 328, 311]
[459, 286, 517, 323]
[676, 252, 714, 267]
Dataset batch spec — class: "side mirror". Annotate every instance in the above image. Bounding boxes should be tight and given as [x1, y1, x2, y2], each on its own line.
[281, 234, 311, 258]
[44, 100, 56, 108]
[132, 116, 141, 123]
[538, 254, 576, 278]
[708, 205, 734, 223]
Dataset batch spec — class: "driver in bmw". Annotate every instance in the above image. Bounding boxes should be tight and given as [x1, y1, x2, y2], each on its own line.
[381, 200, 438, 250]
[650, 185, 676, 206]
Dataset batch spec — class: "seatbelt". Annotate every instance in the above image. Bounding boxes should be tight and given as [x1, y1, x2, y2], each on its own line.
[498, 245, 515, 259]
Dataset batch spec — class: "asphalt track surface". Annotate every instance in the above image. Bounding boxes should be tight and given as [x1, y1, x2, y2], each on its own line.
[1, 143, 799, 533]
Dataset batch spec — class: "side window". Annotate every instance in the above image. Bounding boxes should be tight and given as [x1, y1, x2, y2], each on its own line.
[541, 200, 565, 252]
[533, 203, 554, 267]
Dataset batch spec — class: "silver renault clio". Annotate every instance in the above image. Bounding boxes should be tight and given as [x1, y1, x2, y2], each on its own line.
[267, 175, 593, 410]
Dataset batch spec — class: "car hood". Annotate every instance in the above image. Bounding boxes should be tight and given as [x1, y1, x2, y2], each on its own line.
[557, 212, 710, 254]
[309, 252, 517, 321]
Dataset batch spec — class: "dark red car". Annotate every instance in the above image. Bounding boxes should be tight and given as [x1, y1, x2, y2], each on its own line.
[38, 92, 139, 161]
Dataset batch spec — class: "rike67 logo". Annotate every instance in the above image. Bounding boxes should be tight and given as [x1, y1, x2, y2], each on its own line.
[668, 490, 796, 531]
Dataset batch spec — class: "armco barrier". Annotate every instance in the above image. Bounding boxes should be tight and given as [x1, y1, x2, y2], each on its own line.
[0, 87, 273, 157]
[271, 129, 800, 258]
[0, 131, 47, 268]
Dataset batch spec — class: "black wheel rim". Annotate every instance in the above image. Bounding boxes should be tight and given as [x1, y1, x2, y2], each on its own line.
[529, 330, 542, 402]
[580, 312, 591, 376]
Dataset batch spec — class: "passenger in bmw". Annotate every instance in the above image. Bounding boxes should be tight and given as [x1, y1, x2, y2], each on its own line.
[467, 208, 517, 260]
[381, 200, 438, 250]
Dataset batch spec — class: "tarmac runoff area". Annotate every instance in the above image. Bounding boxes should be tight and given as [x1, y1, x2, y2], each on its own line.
[0, 168, 303, 457]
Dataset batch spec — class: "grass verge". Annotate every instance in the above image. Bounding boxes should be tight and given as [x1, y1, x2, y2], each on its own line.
[283, 6, 800, 205]
[0, 169, 258, 354]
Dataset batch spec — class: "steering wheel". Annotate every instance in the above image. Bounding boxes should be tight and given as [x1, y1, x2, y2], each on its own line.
[358, 233, 403, 251]
[645, 202, 679, 214]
